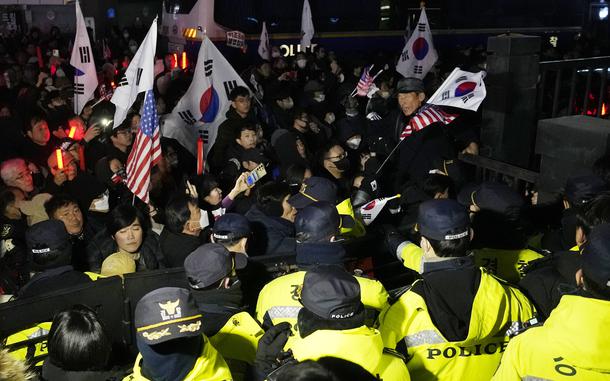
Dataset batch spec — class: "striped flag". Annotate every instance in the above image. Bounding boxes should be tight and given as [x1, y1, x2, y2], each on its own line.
[360, 194, 401, 225]
[126, 90, 161, 203]
[352, 65, 383, 97]
[399, 104, 457, 141]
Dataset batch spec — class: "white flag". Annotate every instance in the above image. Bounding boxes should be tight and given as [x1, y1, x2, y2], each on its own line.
[396, 8, 437, 79]
[300, 0, 314, 48]
[163, 36, 248, 156]
[359, 194, 401, 226]
[427, 68, 487, 111]
[258, 22, 270, 60]
[70, 0, 98, 115]
[111, 18, 157, 127]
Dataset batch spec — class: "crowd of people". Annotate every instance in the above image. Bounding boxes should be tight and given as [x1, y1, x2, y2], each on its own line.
[0, 22, 610, 381]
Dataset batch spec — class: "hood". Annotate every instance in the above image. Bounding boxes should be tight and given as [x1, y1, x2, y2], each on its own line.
[544, 295, 610, 372]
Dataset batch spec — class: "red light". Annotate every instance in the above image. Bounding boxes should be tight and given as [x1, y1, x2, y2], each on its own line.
[172, 53, 178, 69]
[181, 52, 187, 69]
[603, 103, 608, 116]
[110, 81, 116, 88]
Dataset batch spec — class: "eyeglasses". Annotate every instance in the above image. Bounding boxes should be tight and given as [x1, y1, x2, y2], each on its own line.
[325, 151, 347, 161]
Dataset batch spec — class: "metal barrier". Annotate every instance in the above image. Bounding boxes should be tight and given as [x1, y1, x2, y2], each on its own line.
[537, 56, 610, 119]
[458, 153, 539, 191]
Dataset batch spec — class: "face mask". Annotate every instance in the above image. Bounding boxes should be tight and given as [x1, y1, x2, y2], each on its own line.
[334, 157, 350, 172]
[337, 73, 345, 83]
[198, 209, 210, 230]
[129, 44, 138, 54]
[345, 109, 359, 117]
[282, 98, 294, 110]
[324, 112, 335, 124]
[379, 91, 391, 99]
[296, 59, 307, 69]
[314, 93, 325, 103]
[123, 33, 130, 39]
[91, 191, 110, 212]
[346, 137, 362, 150]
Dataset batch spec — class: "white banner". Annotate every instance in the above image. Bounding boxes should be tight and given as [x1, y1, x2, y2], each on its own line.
[163, 36, 248, 156]
[258, 22, 270, 60]
[427, 68, 487, 111]
[300, 0, 314, 48]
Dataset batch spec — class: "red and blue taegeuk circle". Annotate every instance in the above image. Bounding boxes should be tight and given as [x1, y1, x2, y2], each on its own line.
[454, 82, 477, 97]
[199, 86, 220, 123]
[412, 38, 429, 60]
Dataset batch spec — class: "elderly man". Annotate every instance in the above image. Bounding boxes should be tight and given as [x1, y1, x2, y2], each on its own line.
[0, 158, 34, 195]
[377, 78, 478, 190]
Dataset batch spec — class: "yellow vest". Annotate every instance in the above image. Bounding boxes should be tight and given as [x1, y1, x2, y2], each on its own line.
[379, 270, 536, 381]
[124, 335, 232, 381]
[255, 271, 389, 330]
[209, 311, 264, 381]
[492, 295, 610, 381]
[285, 325, 410, 380]
[4, 322, 52, 366]
[397, 242, 542, 283]
[336, 198, 366, 238]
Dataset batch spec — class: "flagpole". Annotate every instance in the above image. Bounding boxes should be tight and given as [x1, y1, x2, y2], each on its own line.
[375, 136, 406, 176]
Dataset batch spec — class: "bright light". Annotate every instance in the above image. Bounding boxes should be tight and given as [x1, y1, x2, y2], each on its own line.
[380, 5, 390, 10]
[599, 6, 609, 20]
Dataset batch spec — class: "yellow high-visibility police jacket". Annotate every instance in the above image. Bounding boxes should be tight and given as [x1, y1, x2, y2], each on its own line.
[379, 269, 536, 381]
[336, 198, 366, 238]
[396, 242, 542, 283]
[284, 325, 410, 380]
[209, 311, 264, 381]
[4, 322, 52, 366]
[123, 334, 232, 381]
[255, 271, 389, 329]
[492, 295, 610, 380]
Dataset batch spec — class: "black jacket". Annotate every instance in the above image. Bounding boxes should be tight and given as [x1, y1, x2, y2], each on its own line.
[0, 216, 29, 293]
[86, 229, 160, 272]
[208, 107, 252, 173]
[17, 266, 91, 300]
[41, 360, 125, 381]
[159, 229, 204, 268]
[518, 250, 580, 320]
[245, 205, 296, 257]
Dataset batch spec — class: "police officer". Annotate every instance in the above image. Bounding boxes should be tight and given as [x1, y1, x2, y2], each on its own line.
[256, 202, 388, 330]
[379, 199, 536, 381]
[125, 287, 232, 380]
[493, 223, 610, 380]
[520, 192, 610, 320]
[391, 182, 542, 283]
[282, 266, 410, 380]
[184, 243, 264, 380]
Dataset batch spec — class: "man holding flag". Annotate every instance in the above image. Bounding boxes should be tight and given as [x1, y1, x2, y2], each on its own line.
[376, 74, 483, 191]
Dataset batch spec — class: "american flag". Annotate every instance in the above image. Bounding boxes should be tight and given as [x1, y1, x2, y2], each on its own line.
[399, 104, 457, 141]
[352, 65, 383, 97]
[126, 90, 161, 203]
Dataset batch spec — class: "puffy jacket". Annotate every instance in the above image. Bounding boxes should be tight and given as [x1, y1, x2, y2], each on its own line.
[379, 269, 536, 381]
[256, 270, 389, 330]
[284, 325, 410, 380]
[492, 295, 610, 380]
